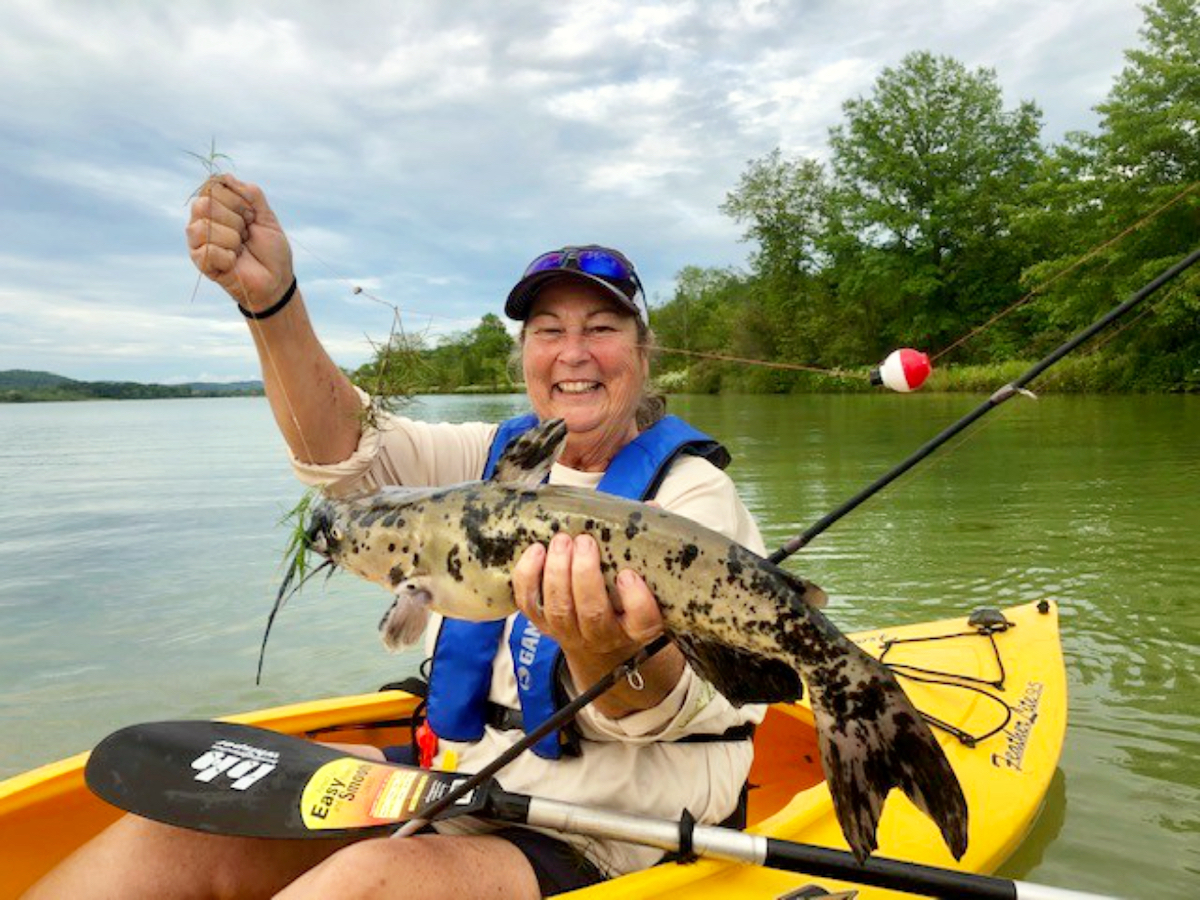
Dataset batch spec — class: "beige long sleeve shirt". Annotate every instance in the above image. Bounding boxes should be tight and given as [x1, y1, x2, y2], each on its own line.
[291, 407, 767, 877]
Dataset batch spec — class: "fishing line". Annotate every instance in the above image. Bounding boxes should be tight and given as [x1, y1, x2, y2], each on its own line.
[278, 182, 1199, 394]
[198, 176, 319, 466]
[931, 181, 1200, 364]
[641, 343, 854, 379]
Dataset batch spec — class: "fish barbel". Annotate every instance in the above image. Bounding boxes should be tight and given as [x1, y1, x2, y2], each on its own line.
[293, 419, 968, 862]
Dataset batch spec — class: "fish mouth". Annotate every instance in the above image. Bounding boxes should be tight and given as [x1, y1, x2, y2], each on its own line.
[305, 519, 329, 556]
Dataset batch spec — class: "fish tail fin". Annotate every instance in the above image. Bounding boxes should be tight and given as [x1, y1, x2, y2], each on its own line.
[807, 645, 969, 863]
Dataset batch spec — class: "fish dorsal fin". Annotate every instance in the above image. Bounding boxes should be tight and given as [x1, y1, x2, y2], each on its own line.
[490, 418, 568, 485]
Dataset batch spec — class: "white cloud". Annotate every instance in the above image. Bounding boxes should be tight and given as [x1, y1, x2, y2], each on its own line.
[0, 0, 1150, 382]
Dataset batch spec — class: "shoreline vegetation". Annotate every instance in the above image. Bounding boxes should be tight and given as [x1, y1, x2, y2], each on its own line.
[0, 370, 264, 403]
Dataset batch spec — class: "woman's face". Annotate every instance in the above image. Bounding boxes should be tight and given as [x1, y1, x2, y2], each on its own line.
[522, 280, 647, 466]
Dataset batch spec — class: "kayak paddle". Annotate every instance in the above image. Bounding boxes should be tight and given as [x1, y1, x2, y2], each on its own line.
[86, 720, 1118, 900]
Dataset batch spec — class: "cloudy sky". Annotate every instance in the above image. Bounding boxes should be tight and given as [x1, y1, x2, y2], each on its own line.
[0, 0, 1147, 383]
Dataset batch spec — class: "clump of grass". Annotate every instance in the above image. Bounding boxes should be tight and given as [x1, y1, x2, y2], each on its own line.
[258, 488, 331, 684]
[185, 136, 233, 184]
[278, 488, 323, 587]
[353, 305, 426, 432]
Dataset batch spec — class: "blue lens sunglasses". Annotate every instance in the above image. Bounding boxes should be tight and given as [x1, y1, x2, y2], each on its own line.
[523, 246, 646, 301]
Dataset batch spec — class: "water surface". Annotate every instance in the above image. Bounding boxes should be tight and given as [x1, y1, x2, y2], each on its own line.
[0, 394, 1195, 897]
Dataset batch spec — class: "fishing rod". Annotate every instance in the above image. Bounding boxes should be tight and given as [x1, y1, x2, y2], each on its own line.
[768, 245, 1200, 565]
[85, 719, 1120, 900]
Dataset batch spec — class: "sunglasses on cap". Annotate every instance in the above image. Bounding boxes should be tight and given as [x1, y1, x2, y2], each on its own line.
[507, 245, 648, 322]
[523, 246, 643, 289]
[511, 244, 652, 321]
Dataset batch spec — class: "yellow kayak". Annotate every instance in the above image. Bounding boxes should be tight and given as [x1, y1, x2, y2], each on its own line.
[0, 600, 1065, 898]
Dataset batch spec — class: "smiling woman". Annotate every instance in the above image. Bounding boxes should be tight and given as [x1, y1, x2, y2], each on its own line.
[23, 178, 771, 900]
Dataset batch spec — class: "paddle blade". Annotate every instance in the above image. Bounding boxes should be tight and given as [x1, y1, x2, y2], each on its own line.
[85, 720, 488, 839]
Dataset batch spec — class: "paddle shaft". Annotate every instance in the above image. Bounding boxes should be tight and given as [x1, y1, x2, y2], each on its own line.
[769, 245, 1200, 564]
[490, 791, 1120, 900]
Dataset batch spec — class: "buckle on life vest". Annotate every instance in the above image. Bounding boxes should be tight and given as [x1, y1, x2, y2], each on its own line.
[416, 720, 438, 769]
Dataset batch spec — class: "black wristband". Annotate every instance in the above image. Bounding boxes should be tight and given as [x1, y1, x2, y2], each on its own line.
[238, 277, 298, 320]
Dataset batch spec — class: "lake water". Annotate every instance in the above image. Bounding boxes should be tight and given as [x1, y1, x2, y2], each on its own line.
[0, 394, 1196, 897]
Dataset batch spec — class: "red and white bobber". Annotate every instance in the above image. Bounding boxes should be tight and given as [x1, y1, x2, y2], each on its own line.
[870, 349, 932, 392]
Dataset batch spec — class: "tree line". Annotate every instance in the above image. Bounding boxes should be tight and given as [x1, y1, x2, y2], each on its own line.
[353, 313, 519, 395]
[358, 0, 1197, 395]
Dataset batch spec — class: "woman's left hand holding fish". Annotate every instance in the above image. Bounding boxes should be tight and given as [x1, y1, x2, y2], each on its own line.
[513, 533, 686, 718]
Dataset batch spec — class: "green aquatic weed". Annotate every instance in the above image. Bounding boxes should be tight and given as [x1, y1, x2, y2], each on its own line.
[278, 488, 322, 586]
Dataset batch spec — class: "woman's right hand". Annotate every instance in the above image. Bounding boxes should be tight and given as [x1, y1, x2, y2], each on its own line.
[186, 174, 295, 314]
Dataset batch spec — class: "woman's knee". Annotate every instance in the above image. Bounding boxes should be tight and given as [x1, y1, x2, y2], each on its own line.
[277, 835, 540, 900]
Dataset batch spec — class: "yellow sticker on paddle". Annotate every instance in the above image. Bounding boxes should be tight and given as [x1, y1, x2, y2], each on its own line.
[300, 758, 431, 830]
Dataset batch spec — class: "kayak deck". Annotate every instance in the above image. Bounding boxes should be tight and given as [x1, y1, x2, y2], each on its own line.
[0, 600, 1065, 898]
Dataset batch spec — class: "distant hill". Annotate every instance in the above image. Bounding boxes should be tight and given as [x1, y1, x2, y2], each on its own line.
[0, 370, 79, 390]
[0, 370, 264, 403]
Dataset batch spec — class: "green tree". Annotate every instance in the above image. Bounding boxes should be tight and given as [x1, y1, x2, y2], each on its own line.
[1021, 0, 1200, 387]
[721, 151, 831, 282]
[828, 51, 1044, 355]
[460, 313, 516, 388]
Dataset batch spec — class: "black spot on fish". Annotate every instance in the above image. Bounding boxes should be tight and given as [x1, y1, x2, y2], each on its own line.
[600, 526, 612, 543]
[388, 565, 404, 587]
[388, 543, 396, 553]
[625, 521, 638, 541]
[447, 545, 463, 583]
[680, 543, 699, 570]
[461, 487, 527, 568]
[623, 548, 632, 562]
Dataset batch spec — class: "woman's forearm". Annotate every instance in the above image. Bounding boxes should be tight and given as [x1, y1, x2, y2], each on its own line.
[244, 288, 363, 464]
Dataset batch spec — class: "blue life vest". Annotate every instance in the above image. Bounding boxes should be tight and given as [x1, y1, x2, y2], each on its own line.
[425, 414, 730, 759]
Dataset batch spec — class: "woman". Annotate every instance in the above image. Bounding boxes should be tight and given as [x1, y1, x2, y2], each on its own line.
[24, 175, 767, 900]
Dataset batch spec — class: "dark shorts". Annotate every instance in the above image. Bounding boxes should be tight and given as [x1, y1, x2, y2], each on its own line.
[489, 825, 607, 897]
[381, 745, 606, 897]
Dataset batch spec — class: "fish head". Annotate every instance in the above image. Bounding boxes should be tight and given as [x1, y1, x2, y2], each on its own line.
[303, 501, 341, 560]
[304, 488, 433, 588]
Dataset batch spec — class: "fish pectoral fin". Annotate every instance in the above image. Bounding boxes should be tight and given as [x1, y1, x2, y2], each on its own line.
[379, 581, 434, 650]
[673, 633, 804, 705]
[490, 418, 567, 485]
